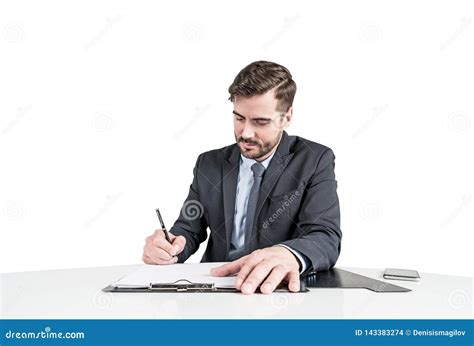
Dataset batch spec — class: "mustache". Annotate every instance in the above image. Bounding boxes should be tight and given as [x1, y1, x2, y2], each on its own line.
[238, 137, 259, 145]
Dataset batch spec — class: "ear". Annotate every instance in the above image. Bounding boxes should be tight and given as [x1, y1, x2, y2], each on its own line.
[283, 107, 293, 129]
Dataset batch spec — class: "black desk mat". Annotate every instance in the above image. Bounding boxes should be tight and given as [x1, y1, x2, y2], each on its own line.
[303, 268, 411, 292]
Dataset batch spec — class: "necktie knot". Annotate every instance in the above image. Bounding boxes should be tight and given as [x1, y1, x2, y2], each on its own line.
[251, 162, 265, 178]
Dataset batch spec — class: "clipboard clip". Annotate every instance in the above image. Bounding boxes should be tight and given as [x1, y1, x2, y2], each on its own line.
[149, 279, 216, 292]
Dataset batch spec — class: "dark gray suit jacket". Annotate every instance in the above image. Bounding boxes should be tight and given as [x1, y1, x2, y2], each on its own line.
[170, 131, 342, 272]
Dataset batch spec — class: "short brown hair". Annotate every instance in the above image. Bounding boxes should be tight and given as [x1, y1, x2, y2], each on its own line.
[228, 61, 297, 113]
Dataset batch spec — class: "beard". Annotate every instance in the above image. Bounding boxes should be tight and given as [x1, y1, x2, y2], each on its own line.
[235, 132, 282, 160]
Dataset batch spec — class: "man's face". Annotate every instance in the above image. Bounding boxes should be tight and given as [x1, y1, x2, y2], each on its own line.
[233, 90, 292, 161]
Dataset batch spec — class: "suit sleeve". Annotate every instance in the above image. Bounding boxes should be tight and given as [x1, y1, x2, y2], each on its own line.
[169, 154, 209, 262]
[279, 148, 342, 272]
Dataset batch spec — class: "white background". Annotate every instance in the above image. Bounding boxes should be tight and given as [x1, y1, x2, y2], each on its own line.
[1, 0, 473, 276]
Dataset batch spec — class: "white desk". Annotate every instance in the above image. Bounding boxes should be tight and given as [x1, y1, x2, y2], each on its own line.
[1, 265, 472, 319]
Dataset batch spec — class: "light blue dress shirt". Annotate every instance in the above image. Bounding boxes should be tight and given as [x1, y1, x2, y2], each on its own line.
[232, 152, 309, 273]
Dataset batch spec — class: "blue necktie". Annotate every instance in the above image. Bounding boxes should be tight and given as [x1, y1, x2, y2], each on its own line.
[229, 162, 265, 260]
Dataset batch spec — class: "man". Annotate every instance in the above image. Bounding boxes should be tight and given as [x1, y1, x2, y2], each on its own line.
[143, 61, 342, 294]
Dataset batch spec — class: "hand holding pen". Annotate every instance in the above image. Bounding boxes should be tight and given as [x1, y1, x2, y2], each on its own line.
[155, 208, 172, 243]
[142, 209, 187, 265]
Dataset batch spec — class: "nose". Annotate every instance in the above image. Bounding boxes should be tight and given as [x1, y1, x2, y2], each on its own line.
[240, 121, 255, 140]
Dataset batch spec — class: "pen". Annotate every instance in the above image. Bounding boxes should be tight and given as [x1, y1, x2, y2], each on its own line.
[155, 208, 172, 244]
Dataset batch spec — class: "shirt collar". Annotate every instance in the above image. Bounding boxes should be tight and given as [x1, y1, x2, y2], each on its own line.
[240, 150, 275, 170]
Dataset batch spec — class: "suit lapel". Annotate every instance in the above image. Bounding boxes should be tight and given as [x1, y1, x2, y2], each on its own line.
[222, 145, 240, 258]
[254, 131, 293, 223]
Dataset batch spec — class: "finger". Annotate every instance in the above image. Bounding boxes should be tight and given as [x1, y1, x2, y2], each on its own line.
[234, 252, 265, 289]
[155, 248, 175, 261]
[144, 250, 178, 265]
[142, 254, 152, 264]
[145, 243, 174, 262]
[210, 258, 245, 277]
[239, 259, 276, 295]
[142, 242, 154, 264]
[152, 231, 176, 256]
[171, 235, 186, 255]
[287, 269, 301, 292]
[158, 256, 179, 265]
[259, 265, 289, 294]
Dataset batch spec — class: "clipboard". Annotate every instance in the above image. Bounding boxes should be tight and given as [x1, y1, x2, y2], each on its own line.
[102, 279, 308, 293]
[102, 263, 309, 293]
[103, 279, 239, 293]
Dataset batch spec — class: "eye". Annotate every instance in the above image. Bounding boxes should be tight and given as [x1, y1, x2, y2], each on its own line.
[255, 120, 270, 126]
[235, 116, 245, 122]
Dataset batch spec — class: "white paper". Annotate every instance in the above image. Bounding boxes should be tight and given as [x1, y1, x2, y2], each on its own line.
[111, 262, 236, 288]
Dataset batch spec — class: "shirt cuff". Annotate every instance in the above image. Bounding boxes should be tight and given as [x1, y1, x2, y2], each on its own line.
[274, 244, 310, 274]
